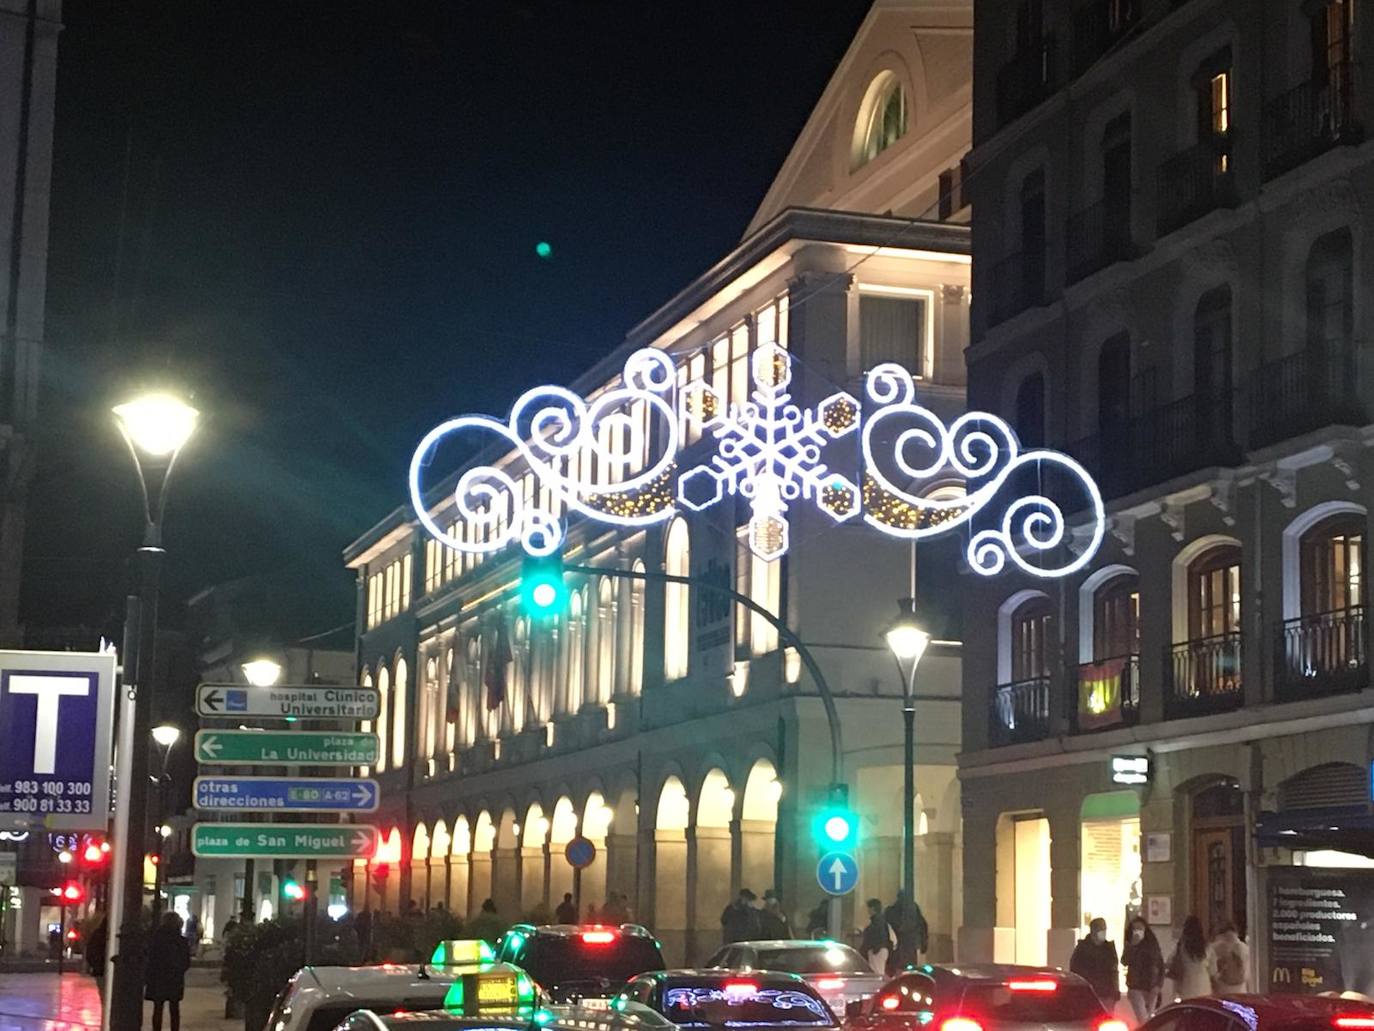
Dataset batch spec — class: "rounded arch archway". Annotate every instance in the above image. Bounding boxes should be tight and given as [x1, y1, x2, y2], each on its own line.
[520, 802, 550, 914]
[740, 759, 781, 896]
[392, 655, 409, 767]
[1182, 775, 1246, 939]
[375, 665, 391, 772]
[469, 811, 497, 918]
[429, 820, 451, 912]
[654, 775, 690, 963]
[548, 796, 578, 910]
[579, 790, 614, 914]
[448, 815, 472, 916]
[411, 823, 431, 910]
[692, 769, 735, 953]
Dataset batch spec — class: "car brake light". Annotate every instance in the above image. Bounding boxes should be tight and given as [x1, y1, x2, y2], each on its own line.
[1008, 980, 1057, 992]
[1098, 1020, 1128, 1031]
[941, 1018, 982, 1031]
[1334, 1019, 1374, 1029]
[581, 930, 616, 944]
[817, 978, 845, 991]
[723, 982, 759, 998]
[881, 997, 900, 1011]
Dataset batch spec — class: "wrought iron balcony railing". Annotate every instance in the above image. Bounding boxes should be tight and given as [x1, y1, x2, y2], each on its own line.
[989, 249, 1047, 327]
[1073, 654, 1140, 732]
[1263, 62, 1360, 180]
[1245, 340, 1365, 450]
[1066, 197, 1136, 283]
[1156, 135, 1236, 236]
[1275, 607, 1368, 702]
[989, 676, 1054, 746]
[1165, 631, 1243, 720]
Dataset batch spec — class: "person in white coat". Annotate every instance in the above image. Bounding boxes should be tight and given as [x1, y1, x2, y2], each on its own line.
[1209, 923, 1250, 994]
[1167, 916, 1214, 1000]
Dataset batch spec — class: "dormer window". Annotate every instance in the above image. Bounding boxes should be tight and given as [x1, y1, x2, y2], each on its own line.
[854, 72, 908, 169]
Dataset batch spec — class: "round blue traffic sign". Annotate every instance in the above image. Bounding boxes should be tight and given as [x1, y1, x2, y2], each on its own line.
[816, 850, 859, 896]
[565, 835, 597, 869]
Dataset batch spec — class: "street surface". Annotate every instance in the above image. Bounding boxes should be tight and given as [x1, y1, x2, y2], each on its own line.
[0, 968, 236, 1031]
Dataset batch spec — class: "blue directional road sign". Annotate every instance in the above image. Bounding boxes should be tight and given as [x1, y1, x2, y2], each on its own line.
[816, 850, 859, 896]
[194, 775, 379, 813]
[0, 650, 117, 831]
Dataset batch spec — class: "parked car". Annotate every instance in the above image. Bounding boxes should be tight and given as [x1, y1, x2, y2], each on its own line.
[495, 924, 665, 1002]
[1138, 995, 1374, 1031]
[615, 969, 841, 1029]
[705, 940, 884, 1014]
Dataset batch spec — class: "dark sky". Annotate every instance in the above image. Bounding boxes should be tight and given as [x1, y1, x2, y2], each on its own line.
[24, 0, 873, 639]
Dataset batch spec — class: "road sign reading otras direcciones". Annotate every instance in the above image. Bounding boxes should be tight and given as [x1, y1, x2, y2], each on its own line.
[194, 776, 379, 813]
[191, 823, 378, 859]
[816, 851, 859, 896]
[194, 730, 379, 766]
[196, 684, 378, 720]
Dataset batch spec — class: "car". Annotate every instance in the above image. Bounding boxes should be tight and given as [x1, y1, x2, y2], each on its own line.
[265, 962, 532, 1031]
[614, 969, 842, 1030]
[1138, 995, 1374, 1031]
[844, 965, 1124, 1031]
[332, 1003, 676, 1031]
[705, 940, 885, 1013]
[494, 924, 666, 1002]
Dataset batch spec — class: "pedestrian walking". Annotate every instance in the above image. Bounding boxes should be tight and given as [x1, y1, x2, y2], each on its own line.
[883, 891, 928, 974]
[720, 888, 762, 943]
[860, 898, 894, 976]
[759, 890, 791, 938]
[1209, 922, 1249, 994]
[469, 898, 503, 945]
[556, 892, 578, 924]
[1122, 916, 1163, 1022]
[1166, 916, 1212, 1000]
[146, 911, 192, 1031]
[1070, 917, 1121, 1010]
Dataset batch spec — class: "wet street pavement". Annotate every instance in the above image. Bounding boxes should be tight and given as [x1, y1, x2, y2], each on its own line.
[0, 968, 236, 1031]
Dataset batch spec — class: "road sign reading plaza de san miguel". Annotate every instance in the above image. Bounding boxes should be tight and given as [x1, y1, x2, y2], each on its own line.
[192, 682, 381, 860]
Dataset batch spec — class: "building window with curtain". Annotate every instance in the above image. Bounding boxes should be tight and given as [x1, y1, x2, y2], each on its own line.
[860, 293, 926, 374]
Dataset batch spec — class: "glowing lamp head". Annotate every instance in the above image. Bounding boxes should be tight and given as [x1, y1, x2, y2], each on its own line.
[885, 598, 931, 666]
[57, 850, 72, 864]
[151, 724, 181, 748]
[112, 393, 198, 458]
[241, 658, 283, 687]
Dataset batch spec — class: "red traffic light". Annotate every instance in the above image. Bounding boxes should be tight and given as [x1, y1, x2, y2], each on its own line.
[83, 843, 104, 864]
[60, 881, 84, 904]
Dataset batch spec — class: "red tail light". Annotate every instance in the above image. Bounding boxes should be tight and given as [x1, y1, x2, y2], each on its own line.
[723, 981, 759, 998]
[941, 1018, 983, 1031]
[817, 978, 845, 991]
[1334, 1019, 1374, 1029]
[1098, 1020, 1128, 1031]
[581, 930, 616, 944]
[1008, 980, 1057, 992]
[881, 997, 900, 1012]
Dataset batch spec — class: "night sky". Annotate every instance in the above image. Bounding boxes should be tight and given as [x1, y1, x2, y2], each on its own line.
[24, 1, 873, 638]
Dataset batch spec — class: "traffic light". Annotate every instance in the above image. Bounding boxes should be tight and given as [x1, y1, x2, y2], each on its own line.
[812, 783, 858, 850]
[60, 881, 85, 904]
[83, 842, 105, 865]
[282, 878, 306, 902]
[520, 551, 566, 618]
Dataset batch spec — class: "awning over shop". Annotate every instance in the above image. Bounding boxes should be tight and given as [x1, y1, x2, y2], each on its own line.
[1255, 805, 1374, 857]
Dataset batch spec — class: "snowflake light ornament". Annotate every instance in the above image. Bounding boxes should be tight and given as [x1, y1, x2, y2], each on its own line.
[677, 342, 861, 561]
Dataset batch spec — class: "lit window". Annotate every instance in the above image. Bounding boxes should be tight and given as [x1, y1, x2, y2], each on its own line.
[664, 518, 691, 680]
[855, 73, 908, 169]
[1210, 71, 1230, 134]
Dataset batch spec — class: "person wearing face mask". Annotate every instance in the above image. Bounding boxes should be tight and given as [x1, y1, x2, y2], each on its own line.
[1122, 916, 1164, 1022]
[1071, 917, 1121, 1010]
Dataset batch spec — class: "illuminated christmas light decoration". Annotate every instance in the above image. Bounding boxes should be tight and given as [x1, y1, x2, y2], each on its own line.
[862, 363, 1104, 578]
[409, 348, 680, 556]
[677, 342, 862, 561]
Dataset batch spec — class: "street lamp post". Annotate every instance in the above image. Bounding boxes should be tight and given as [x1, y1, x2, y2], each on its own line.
[150, 725, 181, 921]
[885, 597, 931, 908]
[108, 393, 197, 1031]
[236, 657, 281, 929]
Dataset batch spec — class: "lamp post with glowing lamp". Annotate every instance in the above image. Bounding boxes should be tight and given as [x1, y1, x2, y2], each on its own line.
[108, 392, 197, 1031]
[241, 658, 282, 687]
[884, 597, 931, 907]
[149, 724, 181, 920]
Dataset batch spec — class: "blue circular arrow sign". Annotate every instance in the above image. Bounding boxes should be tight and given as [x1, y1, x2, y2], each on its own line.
[816, 850, 859, 896]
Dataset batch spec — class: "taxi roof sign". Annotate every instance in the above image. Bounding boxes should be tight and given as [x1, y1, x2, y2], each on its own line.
[442, 965, 536, 1016]
[431, 939, 497, 967]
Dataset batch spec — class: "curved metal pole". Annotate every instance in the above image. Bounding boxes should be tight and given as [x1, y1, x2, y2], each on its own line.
[565, 562, 844, 785]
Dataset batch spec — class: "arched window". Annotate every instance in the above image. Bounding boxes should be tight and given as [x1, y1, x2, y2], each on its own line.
[424, 656, 439, 760]
[596, 576, 615, 704]
[1307, 227, 1354, 357]
[854, 72, 908, 168]
[360, 668, 374, 773]
[1011, 595, 1054, 681]
[1014, 371, 1046, 447]
[1189, 545, 1242, 639]
[392, 657, 408, 767]
[376, 665, 390, 773]
[1302, 514, 1364, 614]
[1094, 574, 1140, 660]
[1194, 286, 1233, 444]
[568, 588, 585, 713]
[664, 518, 690, 680]
[1097, 333, 1131, 436]
[629, 559, 646, 695]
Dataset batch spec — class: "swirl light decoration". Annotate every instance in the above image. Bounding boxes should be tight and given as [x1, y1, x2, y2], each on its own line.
[862, 362, 1104, 578]
[409, 348, 679, 556]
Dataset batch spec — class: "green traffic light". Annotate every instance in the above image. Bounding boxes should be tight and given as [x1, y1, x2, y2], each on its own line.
[535, 241, 553, 259]
[521, 552, 566, 617]
[823, 814, 852, 843]
[813, 805, 858, 849]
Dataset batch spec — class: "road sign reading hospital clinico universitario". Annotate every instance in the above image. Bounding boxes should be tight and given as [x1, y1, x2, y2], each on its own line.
[0, 650, 117, 831]
[195, 684, 379, 720]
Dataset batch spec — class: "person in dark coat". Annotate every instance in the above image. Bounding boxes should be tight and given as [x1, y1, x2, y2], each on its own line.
[85, 916, 108, 978]
[720, 888, 761, 944]
[860, 899, 893, 975]
[1122, 916, 1164, 1022]
[555, 893, 578, 924]
[759, 890, 791, 939]
[145, 911, 191, 1031]
[883, 892, 928, 974]
[1070, 917, 1121, 1009]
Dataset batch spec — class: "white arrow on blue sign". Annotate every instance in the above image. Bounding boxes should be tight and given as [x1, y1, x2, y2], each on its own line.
[816, 850, 859, 896]
[0, 650, 117, 832]
[193, 775, 379, 813]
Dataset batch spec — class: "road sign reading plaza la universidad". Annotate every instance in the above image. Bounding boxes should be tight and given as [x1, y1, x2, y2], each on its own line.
[191, 823, 379, 859]
[196, 683, 379, 720]
[194, 729, 379, 766]
[194, 775, 379, 812]
[0, 650, 117, 831]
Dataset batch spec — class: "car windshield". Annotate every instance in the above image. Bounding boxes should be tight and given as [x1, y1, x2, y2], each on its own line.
[661, 985, 835, 1027]
[958, 982, 1104, 1023]
[527, 936, 664, 984]
[755, 946, 871, 976]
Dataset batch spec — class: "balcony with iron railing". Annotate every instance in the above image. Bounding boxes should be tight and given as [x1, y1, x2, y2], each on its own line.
[1072, 654, 1140, 732]
[1245, 340, 1366, 451]
[997, 36, 1057, 127]
[1263, 62, 1360, 180]
[1275, 606, 1369, 702]
[989, 676, 1054, 746]
[1156, 135, 1236, 236]
[989, 249, 1047, 327]
[1069, 391, 1240, 501]
[1073, 0, 1140, 76]
[1165, 631, 1243, 720]
[1066, 197, 1137, 283]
